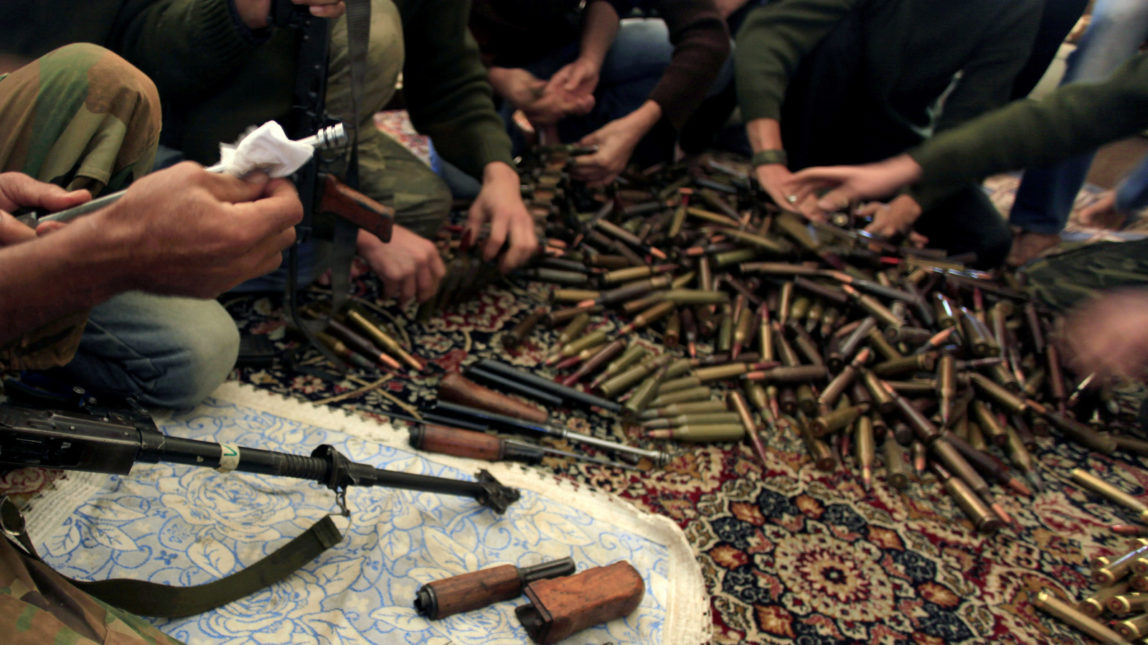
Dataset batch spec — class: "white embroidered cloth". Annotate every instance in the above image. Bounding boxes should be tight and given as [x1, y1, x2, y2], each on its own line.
[22, 382, 709, 644]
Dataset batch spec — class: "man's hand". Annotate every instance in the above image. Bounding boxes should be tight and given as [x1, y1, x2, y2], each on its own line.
[754, 163, 825, 221]
[1062, 290, 1148, 381]
[467, 162, 537, 272]
[0, 171, 91, 214]
[488, 67, 548, 110]
[570, 102, 662, 187]
[489, 67, 592, 128]
[549, 57, 600, 101]
[1077, 190, 1130, 230]
[0, 172, 91, 245]
[91, 162, 302, 298]
[234, 0, 345, 30]
[854, 194, 923, 240]
[357, 224, 445, 305]
[786, 154, 925, 213]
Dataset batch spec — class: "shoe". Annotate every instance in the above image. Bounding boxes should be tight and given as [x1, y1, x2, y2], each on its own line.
[1006, 231, 1061, 267]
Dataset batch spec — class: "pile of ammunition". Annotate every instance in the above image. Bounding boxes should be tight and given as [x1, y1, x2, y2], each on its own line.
[1036, 539, 1148, 643]
[483, 148, 1147, 539]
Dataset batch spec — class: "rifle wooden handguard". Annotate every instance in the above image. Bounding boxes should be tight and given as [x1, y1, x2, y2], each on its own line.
[318, 174, 394, 242]
[437, 372, 549, 424]
[515, 561, 644, 643]
[413, 424, 505, 461]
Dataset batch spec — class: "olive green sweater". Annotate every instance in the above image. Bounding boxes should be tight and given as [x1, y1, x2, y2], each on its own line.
[910, 52, 1148, 190]
[1, 0, 513, 178]
[734, 0, 1040, 207]
[735, 0, 1040, 134]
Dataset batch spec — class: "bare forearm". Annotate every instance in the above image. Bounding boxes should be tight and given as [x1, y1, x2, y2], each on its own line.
[580, 1, 620, 66]
[746, 118, 784, 153]
[0, 218, 128, 343]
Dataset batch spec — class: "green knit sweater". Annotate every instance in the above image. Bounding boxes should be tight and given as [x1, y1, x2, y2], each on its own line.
[1, 0, 513, 178]
[734, 0, 1041, 206]
[911, 52, 1148, 190]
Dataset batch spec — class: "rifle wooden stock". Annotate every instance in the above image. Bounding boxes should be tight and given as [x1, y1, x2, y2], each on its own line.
[516, 561, 644, 644]
[437, 372, 549, 424]
[318, 174, 394, 242]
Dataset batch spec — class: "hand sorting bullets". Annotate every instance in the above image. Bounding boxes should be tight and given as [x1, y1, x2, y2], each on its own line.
[753, 162, 826, 222]
[466, 162, 539, 273]
[357, 224, 445, 305]
[787, 153, 927, 212]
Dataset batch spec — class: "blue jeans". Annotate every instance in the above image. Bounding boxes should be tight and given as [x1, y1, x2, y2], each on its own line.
[48, 292, 239, 409]
[1116, 155, 1148, 213]
[501, 18, 734, 162]
[1010, 0, 1148, 234]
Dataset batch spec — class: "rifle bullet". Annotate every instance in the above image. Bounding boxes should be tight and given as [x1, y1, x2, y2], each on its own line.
[346, 309, 423, 371]
[884, 438, 910, 490]
[856, 415, 875, 491]
[647, 424, 746, 442]
[641, 412, 742, 429]
[554, 312, 591, 349]
[561, 338, 626, 386]
[1071, 469, 1148, 526]
[1078, 581, 1130, 617]
[617, 301, 676, 335]
[504, 307, 546, 350]
[728, 391, 770, 470]
[625, 362, 671, 415]
[640, 400, 729, 419]
[326, 318, 402, 370]
[932, 462, 1002, 534]
[1033, 590, 1126, 645]
[590, 343, 648, 389]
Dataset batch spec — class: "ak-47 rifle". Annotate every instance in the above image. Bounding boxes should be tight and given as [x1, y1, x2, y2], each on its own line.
[0, 402, 519, 515]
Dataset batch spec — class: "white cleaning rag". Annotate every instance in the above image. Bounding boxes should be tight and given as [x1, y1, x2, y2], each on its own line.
[211, 121, 314, 178]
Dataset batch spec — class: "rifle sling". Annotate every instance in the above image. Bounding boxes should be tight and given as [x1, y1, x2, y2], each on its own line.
[2, 495, 344, 619]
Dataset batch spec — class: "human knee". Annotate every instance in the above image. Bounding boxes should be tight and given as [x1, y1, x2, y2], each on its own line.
[394, 173, 452, 239]
[33, 44, 160, 189]
[39, 44, 160, 135]
[138, 302, 240, 409]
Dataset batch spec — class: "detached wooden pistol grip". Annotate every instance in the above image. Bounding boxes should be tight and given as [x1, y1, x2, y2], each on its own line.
[515, 561, 645, 643]
[318, 174, 394, 242]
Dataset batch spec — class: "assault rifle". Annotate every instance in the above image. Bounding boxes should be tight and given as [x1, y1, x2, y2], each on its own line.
[0, 404, 520, 515]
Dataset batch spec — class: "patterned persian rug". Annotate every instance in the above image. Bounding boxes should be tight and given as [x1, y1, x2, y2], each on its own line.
[209, 269, 1148, 645]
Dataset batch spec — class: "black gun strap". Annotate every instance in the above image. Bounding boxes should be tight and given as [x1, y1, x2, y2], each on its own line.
[2, 495, 343, 619]
[329, 0, 371, 312]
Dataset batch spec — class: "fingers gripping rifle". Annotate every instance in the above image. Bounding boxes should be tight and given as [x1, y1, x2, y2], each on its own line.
[0, 405, 520, 515]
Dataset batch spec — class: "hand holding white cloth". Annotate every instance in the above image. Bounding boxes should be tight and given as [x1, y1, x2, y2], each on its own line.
[211, 121, 314, 178]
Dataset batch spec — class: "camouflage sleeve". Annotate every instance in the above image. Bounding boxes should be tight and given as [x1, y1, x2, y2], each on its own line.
[0, 43, 160, 370]
[0, 536, 186, 645]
